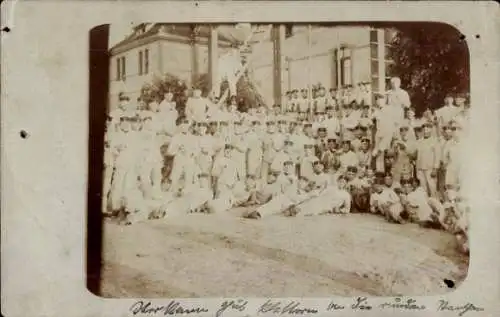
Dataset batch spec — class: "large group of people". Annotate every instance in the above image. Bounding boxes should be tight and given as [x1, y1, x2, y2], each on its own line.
[103, 76, 471, 254]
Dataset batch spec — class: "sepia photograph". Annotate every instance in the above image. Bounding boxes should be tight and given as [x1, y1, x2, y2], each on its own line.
[87, 22, 472, 298]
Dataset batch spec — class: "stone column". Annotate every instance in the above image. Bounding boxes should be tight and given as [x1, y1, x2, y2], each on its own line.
[272, 24, 284, 107]
[191, 25, 200, 86]
[208, 25, 219, 93]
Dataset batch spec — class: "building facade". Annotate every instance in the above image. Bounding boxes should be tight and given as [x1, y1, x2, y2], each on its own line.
[108, 24, 234, 110]
[248, 25, 396, 106]
[109, 24, 395, 109]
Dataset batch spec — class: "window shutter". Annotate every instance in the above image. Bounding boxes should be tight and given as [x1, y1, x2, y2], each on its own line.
[139, 51, 143, 75]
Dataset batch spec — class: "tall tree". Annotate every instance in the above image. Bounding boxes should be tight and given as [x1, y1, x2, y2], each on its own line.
[388, 23, 469, 115]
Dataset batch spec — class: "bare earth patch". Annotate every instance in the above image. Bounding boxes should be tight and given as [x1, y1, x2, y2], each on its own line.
[99, 210, 468, 298]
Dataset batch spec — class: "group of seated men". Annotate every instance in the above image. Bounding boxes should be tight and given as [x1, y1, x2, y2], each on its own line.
[103, 77, 470, 254]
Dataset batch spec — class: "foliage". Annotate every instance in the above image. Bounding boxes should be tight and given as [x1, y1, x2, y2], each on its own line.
[140, 71, 268, 115]
[387, 23, 469, 115]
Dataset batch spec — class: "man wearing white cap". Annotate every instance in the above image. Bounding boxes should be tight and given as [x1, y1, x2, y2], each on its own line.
[415, 121, 440, 198]
[157, 91, 178, 142]
[372, 92, 399, 173]
[186, 88, 209, 122]
[139, 113, 164, 204]
[435, 95, 459, 134]
[231, 119, 249, 180]
[246, 117, 264, 178]
[167, 118, 197, 195]
[209, 144, 245, 212]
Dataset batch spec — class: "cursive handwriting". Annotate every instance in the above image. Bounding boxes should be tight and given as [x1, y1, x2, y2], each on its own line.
[351, 297, 372, 310]
[129, 300, 209, 316]
[326, 301, 345, 311]
[257, 300, 318, 315]
[437, 300, 484, 316]
[380, 297, 426, 310]
[216, 299, 248, 317]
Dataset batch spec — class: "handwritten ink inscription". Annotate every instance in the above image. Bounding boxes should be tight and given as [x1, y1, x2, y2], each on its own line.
[257, 300, 318, 315]
[129, 300, 209, 315]
[437, 300, 484, 316]
[326, 301, 345, 311]
[379, 298, 426, 310]
[351, 297, 372, 310]
[216, 299, 249, 317]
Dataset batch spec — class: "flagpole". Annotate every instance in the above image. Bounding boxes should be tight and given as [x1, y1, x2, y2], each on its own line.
[307, 24, 312, 121]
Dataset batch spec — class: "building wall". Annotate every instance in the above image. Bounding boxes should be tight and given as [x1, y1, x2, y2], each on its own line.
[249, 26, 373, 105]
[109, 42, 161, 110]
[109, 39, 214, 110]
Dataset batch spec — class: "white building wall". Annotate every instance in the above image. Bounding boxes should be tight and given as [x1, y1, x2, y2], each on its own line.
[248, 26, 372, 104]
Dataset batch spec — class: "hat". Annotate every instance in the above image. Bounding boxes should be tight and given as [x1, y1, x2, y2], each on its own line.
[327, 138, 337, 142]
[374, 92, 386, 99]
[361, 137, 370, 143]
[304, 123, 312, 127]
[422, 121, 433, 128]
[342, 139, 351, 144]
[318, 127, 327, 132]
[301, 88, 307, 92]
[346, 166, 358, 173]
[284, 160, 294, 165]
[273, 104, 281, 108]
[304, 143, 314, 148]
[292, 89, 299, 93]
[385, 149, 396, 157]
[224, 144, 234, 150]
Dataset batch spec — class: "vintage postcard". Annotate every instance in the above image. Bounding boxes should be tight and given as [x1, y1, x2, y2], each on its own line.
[2, 1, 499, 317]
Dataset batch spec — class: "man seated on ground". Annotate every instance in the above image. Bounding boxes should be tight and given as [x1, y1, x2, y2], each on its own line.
[440, 186, 469, 254]
[247, 173, 315, 219]
[295, 173, 351, 216]
[369, 177, 406, 223]
[346, 166, 371, 213]
[400, 178, 444, 228]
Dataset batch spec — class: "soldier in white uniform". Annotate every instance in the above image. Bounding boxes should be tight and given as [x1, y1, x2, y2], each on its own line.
[185, 89, 209, 122]
[435, 95, 460, 133]
[246, 117, 264, 178]
[313, 87, 328, 115]
[138, 113, 164, 206]
[369, 178, 405, 223]
[386, 77, 411, 121]
[195, 121, 216, 179]
[415, 122, 441, 198]
[231, 120, 249, 180]
[261, 119, 281, 181]
[299, 143, 317, 180]
[115, 115, 149, 224]
[372, 92, 400, 173]
[337, 140, 359, 173]
[167, 118, 197, 195]
[208, 144, 246, 212]
[298, 89, 310, 121]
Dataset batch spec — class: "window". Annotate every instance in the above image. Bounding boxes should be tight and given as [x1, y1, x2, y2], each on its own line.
[285, 24, 293, 38]
[116, 57, 121, 80]
[138, 51, 143, 75]
[371, 59, 379, 78]
[341, 57, 351, 86]
[144, 49, 149, 74]
[370, 43, 378, 59]
[121, 56, 126, 81]
[369, 29, 378, 43]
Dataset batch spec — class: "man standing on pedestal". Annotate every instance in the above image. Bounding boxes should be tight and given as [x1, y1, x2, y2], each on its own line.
[386, 77, 411, 121]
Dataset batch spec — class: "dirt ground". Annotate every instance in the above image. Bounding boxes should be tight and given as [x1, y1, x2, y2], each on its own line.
[99, 208, 469, 298]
